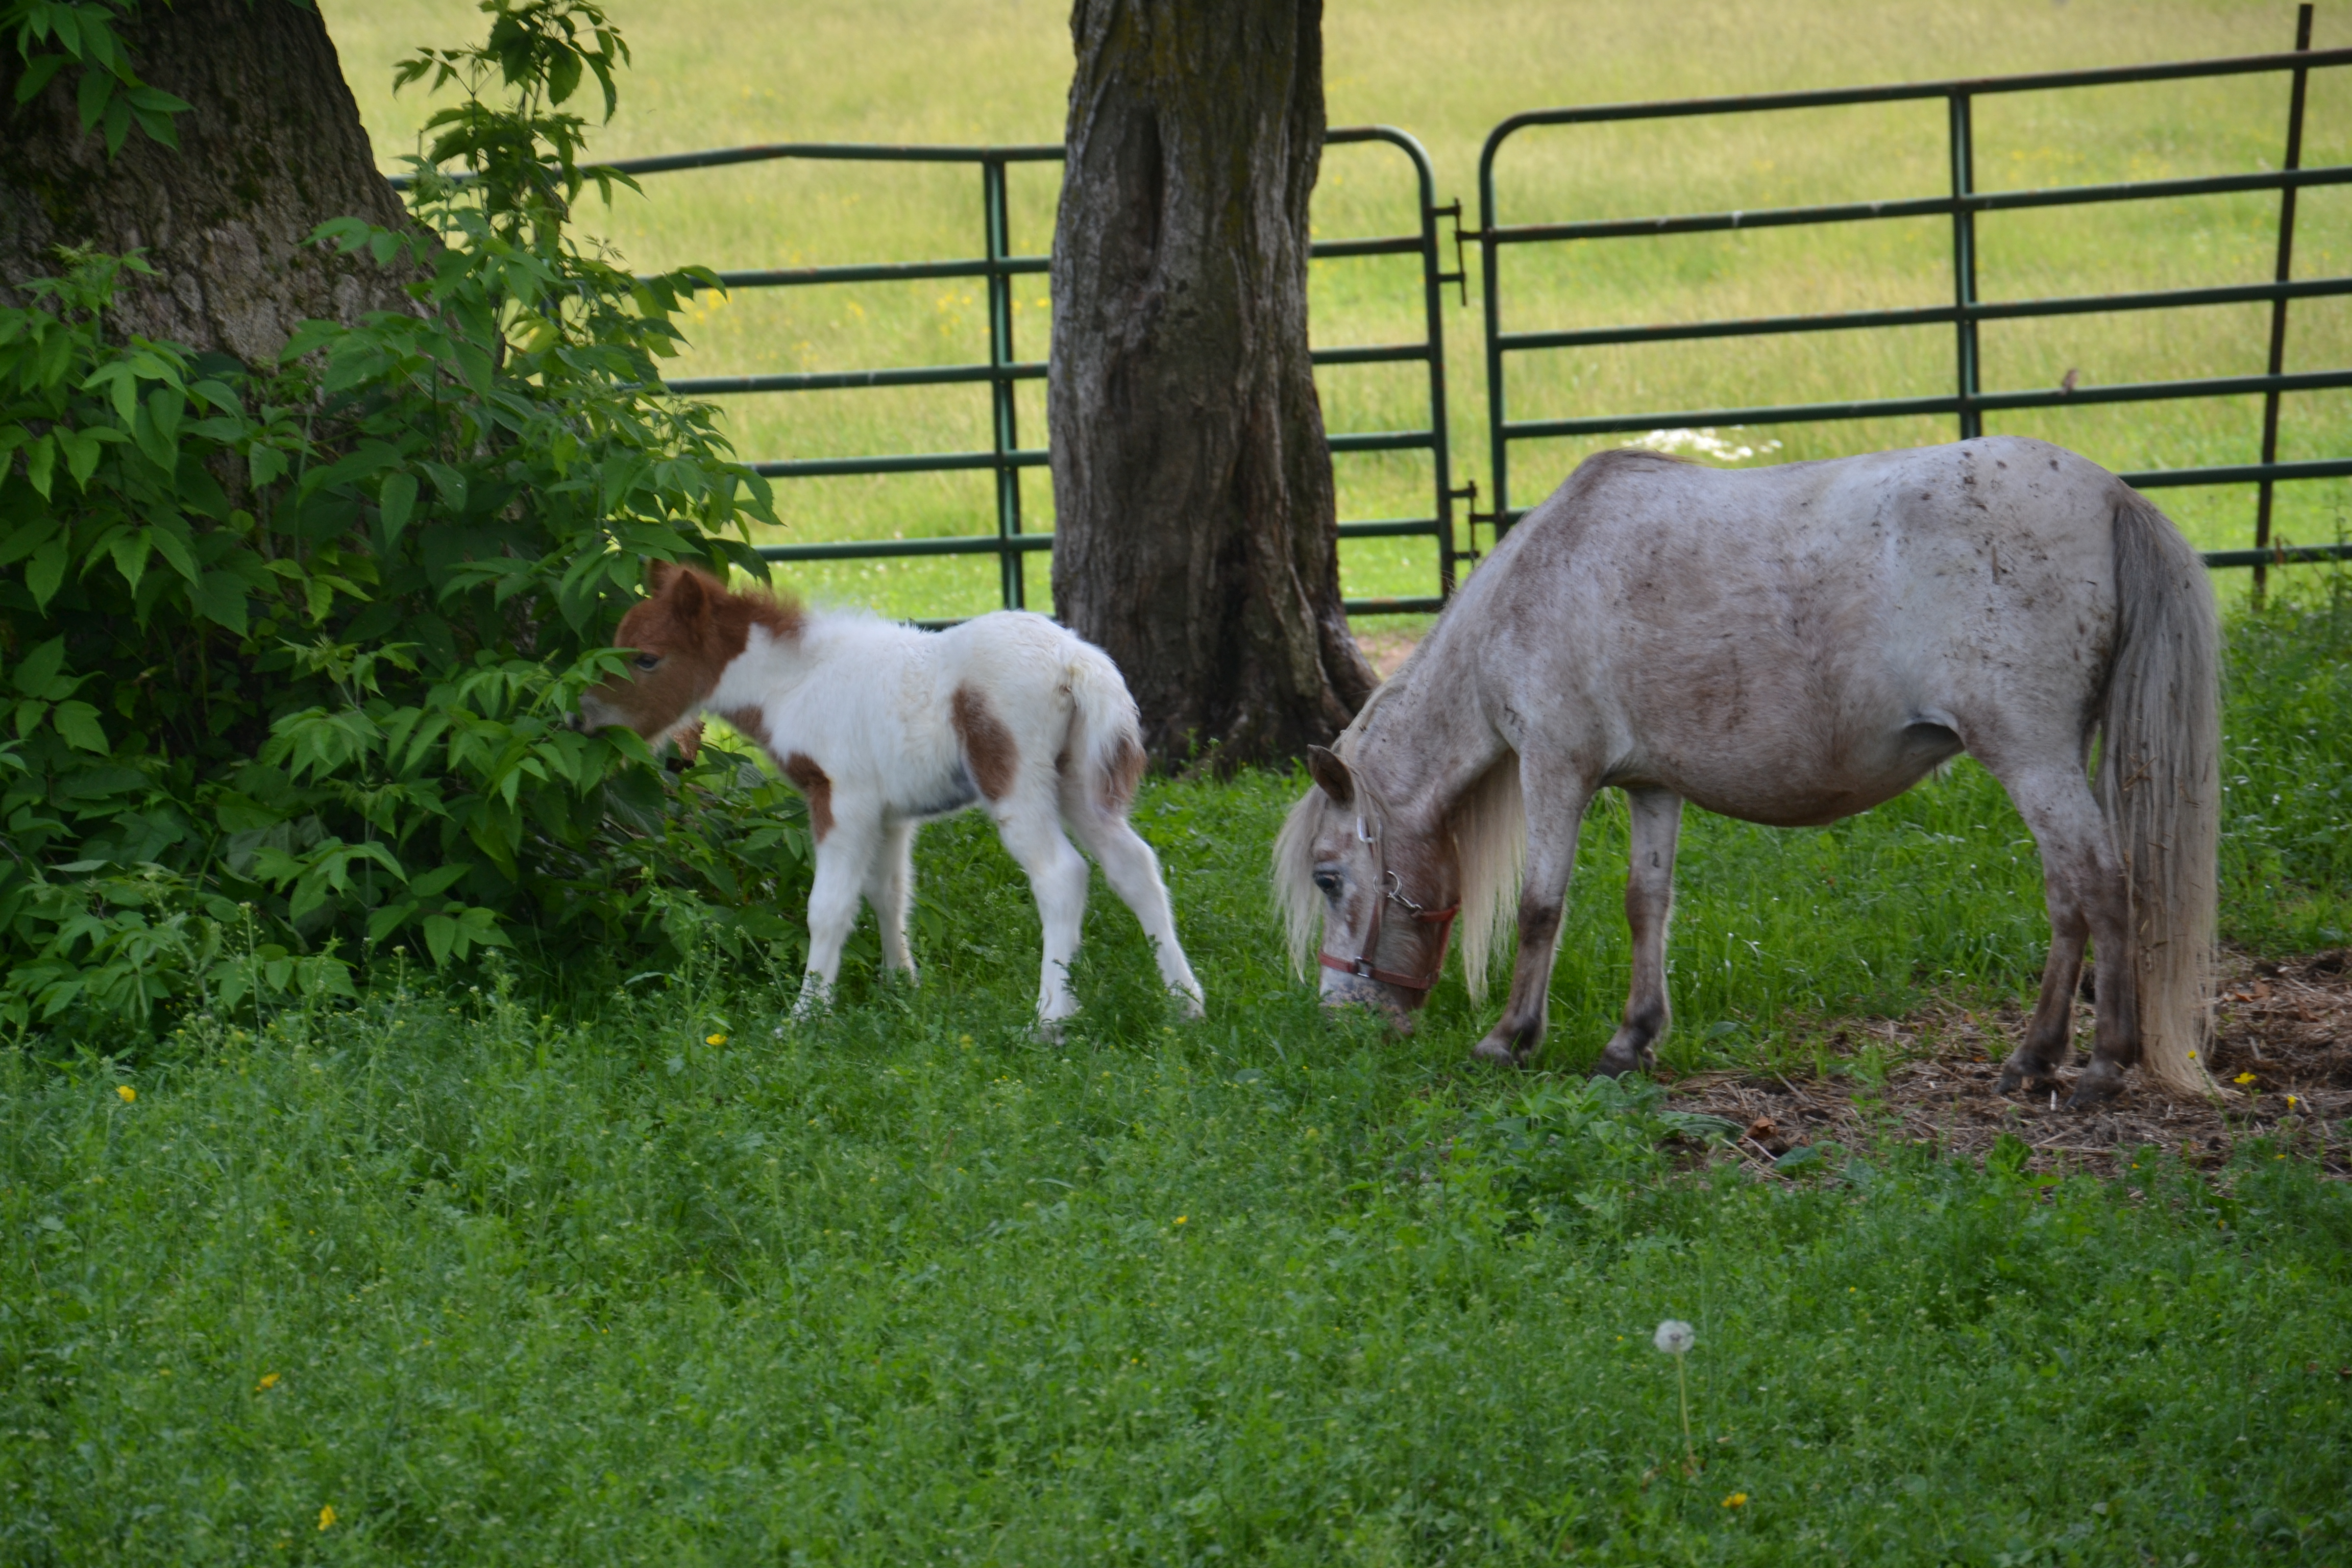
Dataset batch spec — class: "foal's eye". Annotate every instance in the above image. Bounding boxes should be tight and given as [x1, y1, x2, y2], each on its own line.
[632, 653, 661, 672]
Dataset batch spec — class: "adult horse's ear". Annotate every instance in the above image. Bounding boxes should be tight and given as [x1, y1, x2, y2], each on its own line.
[1306, 745, 1354, 806]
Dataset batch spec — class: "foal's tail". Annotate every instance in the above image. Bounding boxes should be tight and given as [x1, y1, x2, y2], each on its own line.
[2103, 490, 2221, 1093]
[1060, 638, 1150, 819]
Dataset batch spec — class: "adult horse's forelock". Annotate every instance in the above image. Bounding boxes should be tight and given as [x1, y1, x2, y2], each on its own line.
[1271, 785, 1329, 976]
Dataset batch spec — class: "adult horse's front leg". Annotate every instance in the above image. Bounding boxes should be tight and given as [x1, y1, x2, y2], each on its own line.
[1472, 769, 1596, 1067]
[1592, 788, 1683, 1078]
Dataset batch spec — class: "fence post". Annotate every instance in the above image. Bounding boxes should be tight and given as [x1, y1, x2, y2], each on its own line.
[983, 157, 1026, 610]
[2256, 2, 2316, 603]
[1948, 91, 1983, 442]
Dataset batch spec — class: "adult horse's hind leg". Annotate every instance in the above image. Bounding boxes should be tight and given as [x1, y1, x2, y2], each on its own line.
[1988, 764, 2138, 1105]
[1472, 766, 1598, 1067]
[1593, 788, 1684, 1078]
[863, 818, 919, 981]
[1063, 804, 1205, 1017]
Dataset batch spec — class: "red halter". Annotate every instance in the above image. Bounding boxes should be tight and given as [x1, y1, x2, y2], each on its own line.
[1319, 870, 1460, 995]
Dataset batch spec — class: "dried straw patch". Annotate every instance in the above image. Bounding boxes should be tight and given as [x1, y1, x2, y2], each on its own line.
[1664, 948, 2352, 1179]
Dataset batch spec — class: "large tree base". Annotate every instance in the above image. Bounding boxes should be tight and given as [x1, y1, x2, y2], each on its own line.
[1047, 0, 1374, 772]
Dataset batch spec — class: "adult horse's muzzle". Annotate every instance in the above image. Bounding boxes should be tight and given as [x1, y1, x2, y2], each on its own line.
[1318, 966, 1417, 1030]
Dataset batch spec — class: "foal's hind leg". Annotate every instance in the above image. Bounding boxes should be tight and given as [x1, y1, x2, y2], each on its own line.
[1989, 765, 2138, 1104]
[990, 795, 1092, 1027]
[1593, 788, 1684, 1078]
[1063, 803, 1204, 1017]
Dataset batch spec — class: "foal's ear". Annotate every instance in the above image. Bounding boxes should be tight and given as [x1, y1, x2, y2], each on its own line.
[1305, 745, 1354, 806]
[646, 557, 679, 593]
[669, 566, 712, 630]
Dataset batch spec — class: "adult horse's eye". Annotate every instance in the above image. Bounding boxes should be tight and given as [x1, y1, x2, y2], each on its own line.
[1311, 869, 1341, 898]
[632, 653, 660, 672]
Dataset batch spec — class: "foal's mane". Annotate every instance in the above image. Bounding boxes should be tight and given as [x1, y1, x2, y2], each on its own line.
[1271, 656, 1527, 1002]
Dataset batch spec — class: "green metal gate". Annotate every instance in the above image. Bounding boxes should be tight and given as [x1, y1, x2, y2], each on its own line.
[1474, 31, 2352, 581]
[610, 127, 1462, 616]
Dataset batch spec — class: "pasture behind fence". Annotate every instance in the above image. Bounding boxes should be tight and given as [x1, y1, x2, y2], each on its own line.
[397, 29, 2352, 619]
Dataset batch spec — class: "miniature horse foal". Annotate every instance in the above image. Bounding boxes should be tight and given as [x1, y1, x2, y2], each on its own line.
[576, 563, 1204, 1027]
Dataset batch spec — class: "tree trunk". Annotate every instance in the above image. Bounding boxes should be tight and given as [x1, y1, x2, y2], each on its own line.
[0, 0, 414, 367]
[1048, 0, 1375, 770]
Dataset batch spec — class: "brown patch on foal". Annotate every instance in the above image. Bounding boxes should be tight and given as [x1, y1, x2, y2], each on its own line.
[952, 685, 1017, 799]
[781, 751, 834, 842]
[1099, 732, 1146, 813]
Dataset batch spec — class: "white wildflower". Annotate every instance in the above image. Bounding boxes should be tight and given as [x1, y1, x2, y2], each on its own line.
[1654, 1319, 1697, 1356]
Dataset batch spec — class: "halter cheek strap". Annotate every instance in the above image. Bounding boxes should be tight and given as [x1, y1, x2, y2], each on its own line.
[1318, 873, 1460, 995]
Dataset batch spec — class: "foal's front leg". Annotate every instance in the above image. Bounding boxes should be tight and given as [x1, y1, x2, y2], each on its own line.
[1472, 768, 1596, 1067]
[795, 807, 881, 1018]
[1593, 788, 1684, 1078]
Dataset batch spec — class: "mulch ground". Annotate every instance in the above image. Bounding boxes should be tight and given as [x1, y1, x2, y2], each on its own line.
[1662, 948, 2352, 1178]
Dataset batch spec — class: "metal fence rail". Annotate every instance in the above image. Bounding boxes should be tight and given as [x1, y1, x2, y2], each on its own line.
[579, 128, 1461, 617]
[1475, 31, 2352, 581]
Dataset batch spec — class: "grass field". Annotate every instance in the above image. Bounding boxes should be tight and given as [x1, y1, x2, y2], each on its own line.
[6, 574, 2350, 1563]
[321, 0, 2352, 624]
[7, 10, 2352, 1561]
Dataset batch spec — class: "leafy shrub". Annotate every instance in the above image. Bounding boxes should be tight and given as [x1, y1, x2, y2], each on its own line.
[0, 1, 810, 1038]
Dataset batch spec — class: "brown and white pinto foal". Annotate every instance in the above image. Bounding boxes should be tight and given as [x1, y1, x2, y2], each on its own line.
[576, 563, 1204, 1027]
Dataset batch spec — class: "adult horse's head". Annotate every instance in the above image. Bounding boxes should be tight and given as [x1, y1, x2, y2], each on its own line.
[572, 560, 799, 747]
[1273, 736, 1522, 1030]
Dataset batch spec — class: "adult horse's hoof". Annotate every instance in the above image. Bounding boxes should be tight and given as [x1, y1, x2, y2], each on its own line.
[1997, 1057, 2058, 1096]
[2066, 1062, 2126, 1109]
[1590, 1042, 1650, 1079]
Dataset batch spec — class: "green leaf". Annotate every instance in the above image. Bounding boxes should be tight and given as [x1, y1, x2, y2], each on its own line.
[26, 536, 68, 611]
[247, 442, 288, 488]
[12, 638, 70, 700]
[379, 470, 419, 543]
[421, 913, 457, 966]
[109, 528, 152, 594]
[50, 701, 108, 753]
[190, 569, 251, 635]
[23, 433, 56, 499]
[11, 54, 70, 107]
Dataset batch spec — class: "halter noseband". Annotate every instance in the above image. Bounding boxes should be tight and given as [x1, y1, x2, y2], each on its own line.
[1319, 868, 1460, 995]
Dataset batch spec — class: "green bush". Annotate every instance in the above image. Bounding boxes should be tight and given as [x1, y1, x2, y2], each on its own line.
[0, 1, 811, 1040]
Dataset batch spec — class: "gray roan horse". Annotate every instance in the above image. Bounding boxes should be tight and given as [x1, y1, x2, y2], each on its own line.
[1275, 438, 2218, 1105]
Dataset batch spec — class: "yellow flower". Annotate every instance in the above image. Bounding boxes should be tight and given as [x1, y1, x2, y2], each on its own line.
[1173, 1216, 1187, 1226]
[2235, 1072, 2257, 1086]
[116, 1085, 136, 1103]
[318, 1505, 336, 1531]
[706, 1033, 727, 1046]
[2287, 1094, 2300, 1108]
[1723, 1492, 1749, 1507]
[256, 1373, 280, 1391]
[959, 1035, 973, 1046]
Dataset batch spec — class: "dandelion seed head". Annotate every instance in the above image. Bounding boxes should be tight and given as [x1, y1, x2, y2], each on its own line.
[1654, 1319, 1697, 1356]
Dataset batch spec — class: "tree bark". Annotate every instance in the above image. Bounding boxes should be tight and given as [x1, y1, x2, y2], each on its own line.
[1048, 0, 1375, 771]
[0, 0, 415, 366]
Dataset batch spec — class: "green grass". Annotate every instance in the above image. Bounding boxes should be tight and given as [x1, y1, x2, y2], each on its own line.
[323, 0, 2352, 622]
[6, 584, 2351, 1563]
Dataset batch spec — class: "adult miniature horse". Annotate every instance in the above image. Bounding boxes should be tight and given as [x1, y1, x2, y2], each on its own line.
[1276, 439, 2218, 1104]
[577, 562, 1204, 1026]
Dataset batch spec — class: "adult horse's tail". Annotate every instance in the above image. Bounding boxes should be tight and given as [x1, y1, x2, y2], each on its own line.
[2103, 491, 2220, 1093]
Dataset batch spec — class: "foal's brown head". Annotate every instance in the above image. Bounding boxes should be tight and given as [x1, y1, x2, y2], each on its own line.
[1273, 745, 1462, 1029]
[574, 561, 800, 742]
